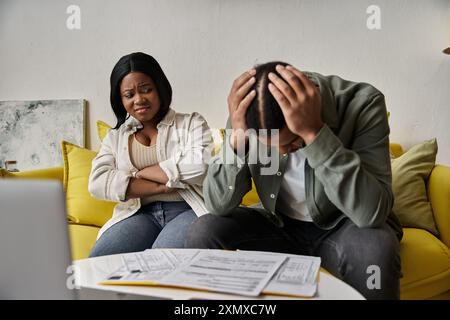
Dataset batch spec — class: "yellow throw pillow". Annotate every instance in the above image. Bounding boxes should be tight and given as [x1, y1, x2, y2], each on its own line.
[96, 120, 112, 142]
[61, 140, 116, 227]
[241, 179, 261, 207]
[389, 143, 404, 159]
[391, 138, 439, 236]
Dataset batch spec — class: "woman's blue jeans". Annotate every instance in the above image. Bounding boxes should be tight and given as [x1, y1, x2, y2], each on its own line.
[89, 201, 196, 257]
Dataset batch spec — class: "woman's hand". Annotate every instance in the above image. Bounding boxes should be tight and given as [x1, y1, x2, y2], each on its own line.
[268, 65, 323, 145]
[125, 178, 174, 200]
[135, 164, 169, 184]
[227, 69, 257, 152]
[133, 168, 174, 194]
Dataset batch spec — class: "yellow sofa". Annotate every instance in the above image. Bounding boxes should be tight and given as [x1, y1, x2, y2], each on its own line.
[1, 144, 449, 300]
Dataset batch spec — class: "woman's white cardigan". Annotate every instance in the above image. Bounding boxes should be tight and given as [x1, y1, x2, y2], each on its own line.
[88, 108, 213, 240]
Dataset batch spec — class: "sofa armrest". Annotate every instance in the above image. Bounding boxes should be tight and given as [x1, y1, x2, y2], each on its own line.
[0, 167, 64, 182]
[428, 164, 450, 248]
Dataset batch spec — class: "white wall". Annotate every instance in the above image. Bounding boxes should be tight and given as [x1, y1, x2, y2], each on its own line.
[1, 0, 449, 164]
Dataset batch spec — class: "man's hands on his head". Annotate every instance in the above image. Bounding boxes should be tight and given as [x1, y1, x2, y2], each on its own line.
[227, 69, 256, 152]
[268, 65, 323, 145]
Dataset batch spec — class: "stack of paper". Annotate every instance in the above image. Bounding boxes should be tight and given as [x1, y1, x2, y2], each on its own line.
[260, 252, 321, 297]
[100, 249, 321, 298]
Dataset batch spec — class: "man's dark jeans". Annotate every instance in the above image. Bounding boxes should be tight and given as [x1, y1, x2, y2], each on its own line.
[185, 208, 401, 300]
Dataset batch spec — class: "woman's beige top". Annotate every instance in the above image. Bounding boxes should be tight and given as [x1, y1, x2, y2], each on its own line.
[130, 133, 184, 205]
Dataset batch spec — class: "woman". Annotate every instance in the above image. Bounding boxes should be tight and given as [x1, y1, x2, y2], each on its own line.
[88, 52, 213, 257]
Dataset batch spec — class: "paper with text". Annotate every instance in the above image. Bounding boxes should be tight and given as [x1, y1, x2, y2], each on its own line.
[158, 250, 286, 296]
[263, 254, 321, 297]
[104, 249, 199, 283]
[101, 249, 320, 297]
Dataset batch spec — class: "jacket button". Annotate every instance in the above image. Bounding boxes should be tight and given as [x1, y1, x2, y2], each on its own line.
[270, 194, 275, 199]
[276, 171, 282, 176]
[228, 185, 233, 190]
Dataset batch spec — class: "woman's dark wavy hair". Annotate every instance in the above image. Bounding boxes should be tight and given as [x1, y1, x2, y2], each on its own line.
[246, 61, 289, 133]
[110, 52, 172, 129]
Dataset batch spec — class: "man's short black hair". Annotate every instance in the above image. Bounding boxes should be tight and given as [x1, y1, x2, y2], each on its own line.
[246, 61, 289, 132]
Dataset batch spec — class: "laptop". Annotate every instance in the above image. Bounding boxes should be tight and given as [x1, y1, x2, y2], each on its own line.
[0, 179, 77, 299]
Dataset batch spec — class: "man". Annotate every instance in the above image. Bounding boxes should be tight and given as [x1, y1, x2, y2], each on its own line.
[186, 61, 402, 300]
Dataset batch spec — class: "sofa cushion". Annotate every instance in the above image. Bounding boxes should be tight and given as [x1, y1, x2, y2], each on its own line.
[390, 143, 404, 159]
[68, 223, 100, 260]
[1, 166, 64, 181]
[392, 139, 439, 236]
[400, 228, 450, 299]
[62, 141, 116, 227]
[96, 120, 111, 142]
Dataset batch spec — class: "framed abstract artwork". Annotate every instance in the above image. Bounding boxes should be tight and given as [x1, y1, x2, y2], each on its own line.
[0, 99, 86, 171]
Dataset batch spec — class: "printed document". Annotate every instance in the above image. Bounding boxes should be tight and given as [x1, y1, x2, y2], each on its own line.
[104, 249, 199, 283]
[159, 250, 286, 296]
[101, 249, 321, 297]
[263, 253, 321, 297]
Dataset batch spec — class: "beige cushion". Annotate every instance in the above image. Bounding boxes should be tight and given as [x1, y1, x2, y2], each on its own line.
[392, 139, 439, 236]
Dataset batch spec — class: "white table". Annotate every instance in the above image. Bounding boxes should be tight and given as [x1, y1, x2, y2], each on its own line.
[73, 251, 365, 300]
